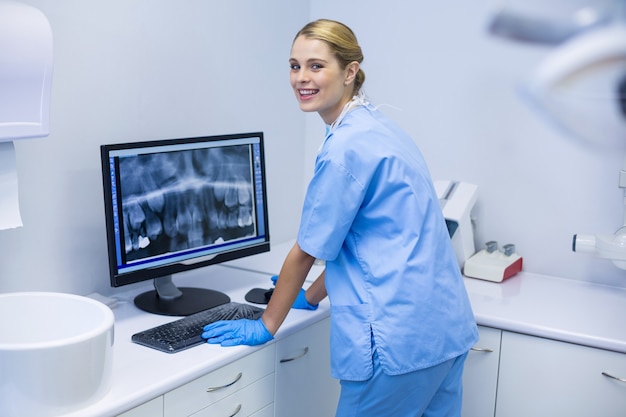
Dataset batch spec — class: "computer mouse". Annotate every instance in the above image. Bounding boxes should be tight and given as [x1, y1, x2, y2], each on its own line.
[244, 287, 274, 305]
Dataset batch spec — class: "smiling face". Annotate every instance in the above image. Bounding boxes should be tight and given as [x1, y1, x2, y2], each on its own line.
[289, 35, 359, 125]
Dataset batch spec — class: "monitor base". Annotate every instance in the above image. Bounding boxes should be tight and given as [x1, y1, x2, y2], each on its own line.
[134, 287, 230, 316]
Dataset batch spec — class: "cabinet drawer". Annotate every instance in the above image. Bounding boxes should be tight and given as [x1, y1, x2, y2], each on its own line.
[497, 331, 626, 417]
[275, 317, 340, 417]
[164, 345, 275, 417]
[249, 403, 273, 417]
[189, 374, 274, 417]
[462, 325, 501, 417]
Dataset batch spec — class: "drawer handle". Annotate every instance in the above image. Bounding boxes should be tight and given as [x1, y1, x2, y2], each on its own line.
[206, 372, 242, 392]
[280, 346, 309, 363]
[470, 347, 494, 353]
[229, 404, 242, 417]
[602, 372, 626, 383]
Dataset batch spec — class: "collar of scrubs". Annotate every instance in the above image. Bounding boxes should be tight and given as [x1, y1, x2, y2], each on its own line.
[321, 92, 370, 152]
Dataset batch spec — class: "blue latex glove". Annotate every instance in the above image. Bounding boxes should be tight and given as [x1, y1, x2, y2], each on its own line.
[270, 275, 318, 310]
[202, 319, 273, 347]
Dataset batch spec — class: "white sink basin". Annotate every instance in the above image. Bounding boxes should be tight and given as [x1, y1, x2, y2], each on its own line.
[0, 292, 114, 416]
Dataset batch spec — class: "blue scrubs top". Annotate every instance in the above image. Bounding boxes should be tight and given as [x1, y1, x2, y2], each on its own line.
[297, 104, 479, 381]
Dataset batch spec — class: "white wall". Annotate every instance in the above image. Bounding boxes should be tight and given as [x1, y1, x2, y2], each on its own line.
[309, 0, 626, 288]
[1, 1, 624, 297]
[0, 0, 309, 295]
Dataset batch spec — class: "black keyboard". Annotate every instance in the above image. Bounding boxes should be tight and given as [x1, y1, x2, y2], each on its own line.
[132, 302, 265, 353]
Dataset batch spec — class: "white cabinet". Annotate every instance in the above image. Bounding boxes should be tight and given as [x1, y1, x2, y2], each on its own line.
[496, 331, 626, 417]
[164, 345, 275, 417]
[462, 325, 501, 417]
[117, 396, 163, 417]
[115, 318, 342, 417]
[462, 327, 626, 417]
[274, 317, 340, 417]
[189, 374, 273, 417]
[250, 404, 274, 417]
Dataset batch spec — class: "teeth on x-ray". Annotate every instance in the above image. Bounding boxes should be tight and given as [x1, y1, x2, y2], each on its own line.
[119, 145, 254, 260]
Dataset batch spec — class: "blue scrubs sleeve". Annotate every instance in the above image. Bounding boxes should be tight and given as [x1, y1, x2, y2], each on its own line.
[298, 158, 365, 261]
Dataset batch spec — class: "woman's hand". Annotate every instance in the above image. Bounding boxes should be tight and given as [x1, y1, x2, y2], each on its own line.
[202, 318, 273, 347]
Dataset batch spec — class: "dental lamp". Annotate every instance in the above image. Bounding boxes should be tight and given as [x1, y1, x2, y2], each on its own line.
[527, 27, 626, 269]
[488, 1, 626, 269]
[522, 23, 626, 149]
[489, 0, 625, 43]
[489, 4, 612, 45]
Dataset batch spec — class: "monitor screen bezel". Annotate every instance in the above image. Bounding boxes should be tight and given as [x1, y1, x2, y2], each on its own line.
[100, 131, 270, 289]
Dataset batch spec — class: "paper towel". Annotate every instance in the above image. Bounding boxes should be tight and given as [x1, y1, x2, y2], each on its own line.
[0, 141, 23, 230]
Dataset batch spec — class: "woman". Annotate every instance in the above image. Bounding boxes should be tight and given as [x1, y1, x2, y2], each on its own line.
[203, 19, 478, 417]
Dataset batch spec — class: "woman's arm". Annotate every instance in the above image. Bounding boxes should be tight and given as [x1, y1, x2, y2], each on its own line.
[261, 242, 317, 334]
[305, 269, 327, 306]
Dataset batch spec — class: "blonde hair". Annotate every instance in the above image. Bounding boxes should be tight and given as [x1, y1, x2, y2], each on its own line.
[294, 19, 366, 96]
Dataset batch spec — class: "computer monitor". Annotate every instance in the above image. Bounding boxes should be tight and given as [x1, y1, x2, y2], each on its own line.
[100, 132, 270, 316]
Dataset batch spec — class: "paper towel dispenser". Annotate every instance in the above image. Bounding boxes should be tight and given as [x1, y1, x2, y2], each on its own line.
[0, 1, 53, 142]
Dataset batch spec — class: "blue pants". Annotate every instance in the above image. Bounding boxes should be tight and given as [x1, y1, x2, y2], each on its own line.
[335, 350, 468, 417]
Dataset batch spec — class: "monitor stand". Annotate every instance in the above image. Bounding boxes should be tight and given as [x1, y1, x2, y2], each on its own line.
[134, 275, 230, 316]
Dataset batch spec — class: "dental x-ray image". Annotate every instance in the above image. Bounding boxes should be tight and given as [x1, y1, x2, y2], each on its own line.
[118, 145, 255, 262]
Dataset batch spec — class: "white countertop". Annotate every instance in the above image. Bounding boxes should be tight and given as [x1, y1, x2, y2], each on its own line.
[463, 272, 626, 353]
[66, 239, 626, 416]
[65, 265, 330, 417]
[228, 240, 626, 353]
